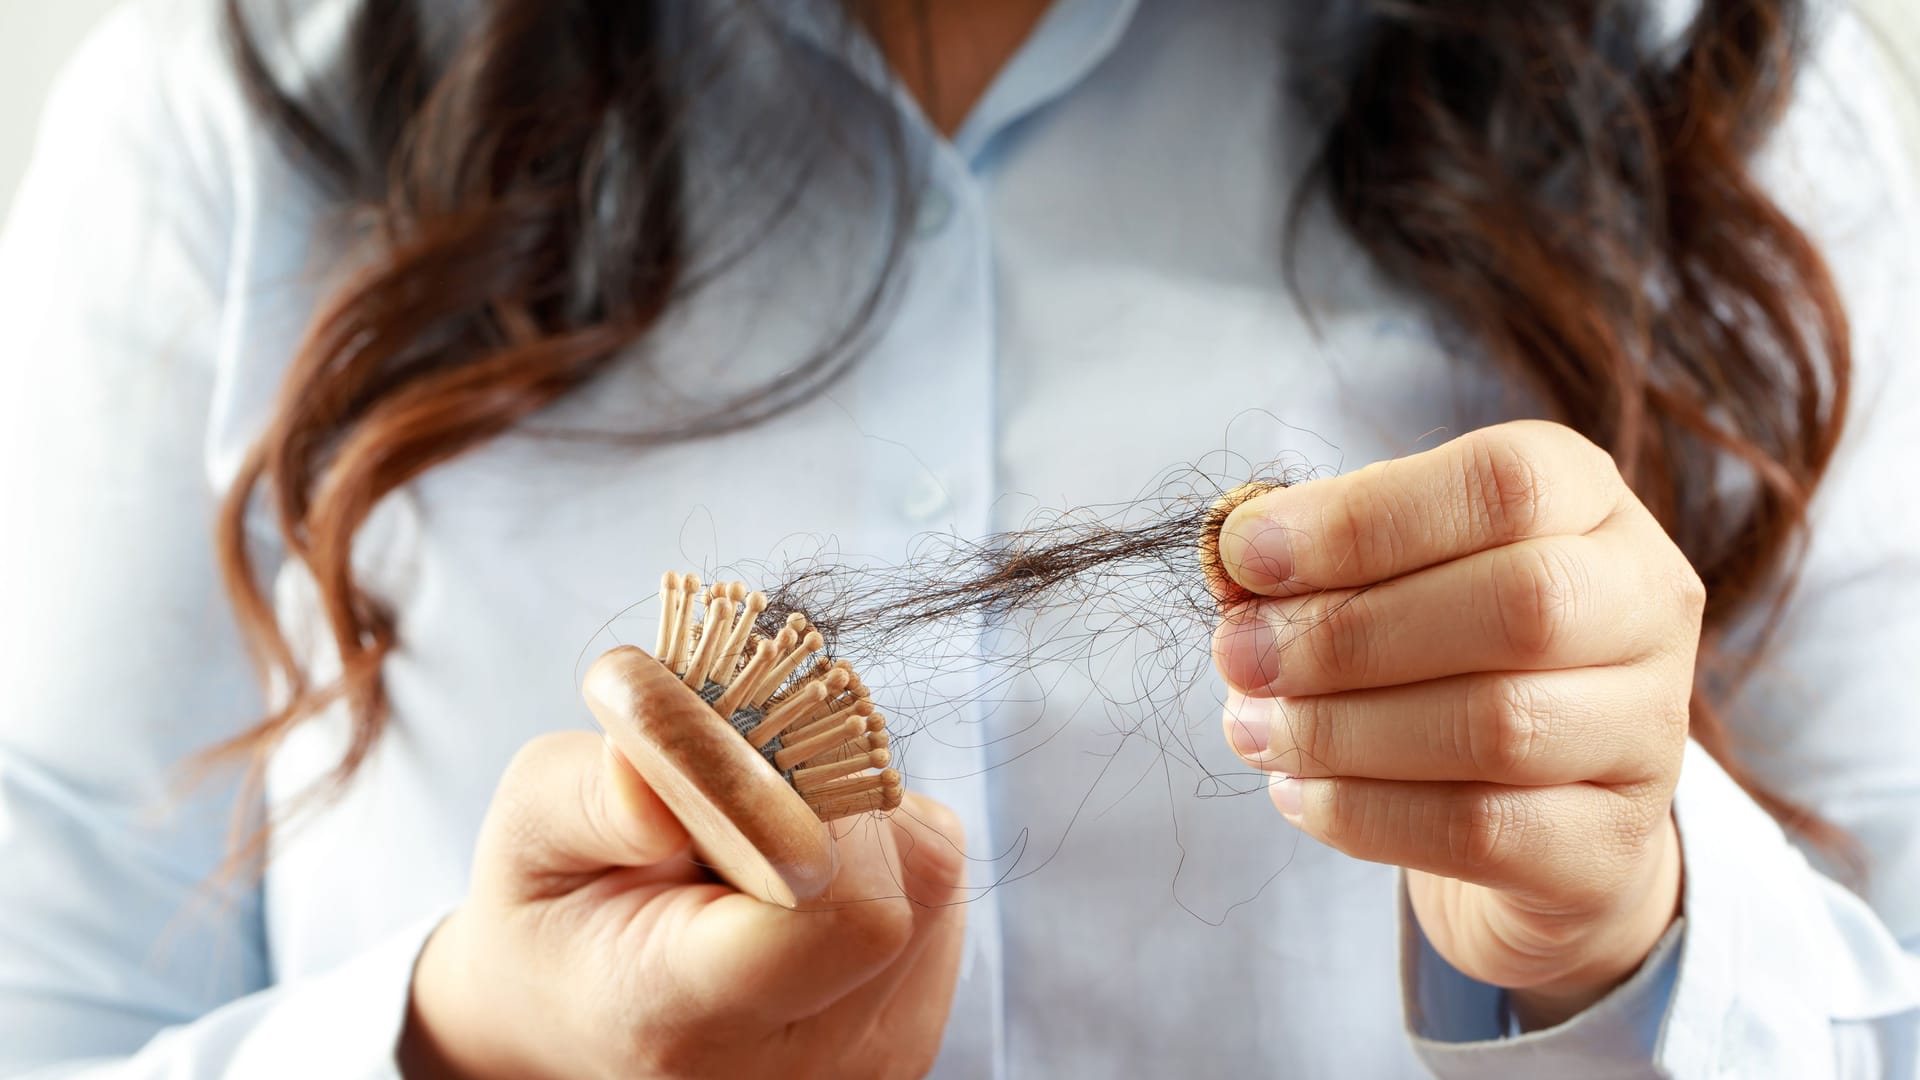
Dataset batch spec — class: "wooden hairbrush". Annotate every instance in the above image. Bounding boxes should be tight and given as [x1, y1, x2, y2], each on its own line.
[582, 572, 901, 906]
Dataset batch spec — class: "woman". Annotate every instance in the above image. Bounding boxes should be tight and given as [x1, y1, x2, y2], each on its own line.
[1, 0, 1915, 1074]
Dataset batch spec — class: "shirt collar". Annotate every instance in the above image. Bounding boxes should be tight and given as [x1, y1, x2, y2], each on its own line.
[770, 0, 1142, 165]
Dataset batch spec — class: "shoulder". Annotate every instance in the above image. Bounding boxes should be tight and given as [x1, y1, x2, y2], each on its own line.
[1783, 4, 1919, 415]
[4, 0, 247, 334]
[1752, 4, 1920, 575]
[43, 0, 241, 171]
[33, 0, 361, 218]
[1762, 2, 1918, 242]
[3, 0, 363, 481]
[1759, 3, 1919, 430]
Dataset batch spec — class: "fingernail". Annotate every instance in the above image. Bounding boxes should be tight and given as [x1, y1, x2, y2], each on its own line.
[1218, 503, 1296, 592]
[1224, 691, 1271, 756]
[1269, 774, 1304, 821]
[1213, 609, 1283, 693]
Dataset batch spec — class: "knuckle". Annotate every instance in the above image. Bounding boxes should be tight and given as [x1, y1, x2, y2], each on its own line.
[901, 801, 970, 893]
[1452, 792, 1528, 877]
[1613, 781, 1672, 844]
[1635, 557, 1705, 667]
[1324, 475, 1406, 584]
[1274, 695, 1341, 775]
[1672, 560, 1708, 619]
[836, 895, 916, 970]
[1662, 686, 1696, 745]
[917, 801, 967, 849]
[1467, 676, 1553, 778]
[489, 733, 579, 845]
[1529, 418, 1610, 462]
[1316, 778, 1362, 850]
[488, 787, 545, 857]
[1461, 430, 1551, 543]
[1567, 791, 1666, 898]
[1507, 418, 1600, 459]
[1315, 778, 1393, 858]
[1489, 543, 1585, 662]
[1295, 591, 1377, 688]
[500, 731, 573, 788]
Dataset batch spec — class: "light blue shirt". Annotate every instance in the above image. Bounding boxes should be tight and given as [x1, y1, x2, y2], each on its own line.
[2, 0, 1918, 1075]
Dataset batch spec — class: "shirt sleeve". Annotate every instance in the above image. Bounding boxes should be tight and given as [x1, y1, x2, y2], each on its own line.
[1400, 5, 1920, 1076]
[0, 3, 434, 1074]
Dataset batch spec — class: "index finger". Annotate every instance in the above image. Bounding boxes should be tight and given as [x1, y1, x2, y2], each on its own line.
[1217, 420, 1628, 595]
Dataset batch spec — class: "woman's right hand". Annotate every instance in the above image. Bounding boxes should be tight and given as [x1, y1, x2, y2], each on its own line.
[398, 720, 968, 1079]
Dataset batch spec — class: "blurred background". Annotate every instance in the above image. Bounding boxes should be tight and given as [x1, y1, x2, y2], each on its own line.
[1, 0, 1916, 217]
[2, 0, 121, 214]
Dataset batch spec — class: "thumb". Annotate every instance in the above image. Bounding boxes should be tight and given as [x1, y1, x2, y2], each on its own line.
[479, 730, 693, 895]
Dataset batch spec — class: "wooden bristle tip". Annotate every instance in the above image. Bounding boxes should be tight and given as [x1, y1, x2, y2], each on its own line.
[785, 696, 872, 745]
[808, 772, 904, 821]
[746, 680, 829, 750]
[803, 766, 898, 804]
[714, 635, 780, 717]
[741, 627, 810, 708]
[774, 715, 867, 772]
[710, 587, 761, 688]
[671, 575, 702, 674]
[683, 595, 733, 688]
[792, 748, 891, 793]
[655, 571, 683, 661]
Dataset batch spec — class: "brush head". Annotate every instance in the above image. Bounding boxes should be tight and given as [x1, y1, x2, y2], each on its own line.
[582, 574, 902, 906]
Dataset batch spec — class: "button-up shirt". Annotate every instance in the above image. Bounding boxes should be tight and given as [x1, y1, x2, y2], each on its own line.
[3, 0, 1918, 1075]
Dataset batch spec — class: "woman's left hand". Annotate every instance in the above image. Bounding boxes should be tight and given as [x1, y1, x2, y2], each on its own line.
[1213, 419, 1697, 1029]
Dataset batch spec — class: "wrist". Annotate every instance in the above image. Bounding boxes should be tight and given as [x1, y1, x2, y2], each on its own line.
[1508, 812, 1683, 1030]
[399, 907, 546, 1080]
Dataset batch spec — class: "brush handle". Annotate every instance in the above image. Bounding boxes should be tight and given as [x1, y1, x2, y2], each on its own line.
[583, 645, 835, 907]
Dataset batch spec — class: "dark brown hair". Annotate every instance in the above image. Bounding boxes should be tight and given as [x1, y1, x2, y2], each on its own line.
[213, 0, 1850, 848]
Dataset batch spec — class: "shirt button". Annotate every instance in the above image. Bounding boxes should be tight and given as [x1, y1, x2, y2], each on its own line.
[915, 185, 954, 237]
[901, 469, 953, 522]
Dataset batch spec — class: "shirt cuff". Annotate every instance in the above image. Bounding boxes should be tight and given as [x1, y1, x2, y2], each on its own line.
[1402, 740, 1917, 1078]
[123, 912, 446, 1078]
[1401, 885, 1683, 1078]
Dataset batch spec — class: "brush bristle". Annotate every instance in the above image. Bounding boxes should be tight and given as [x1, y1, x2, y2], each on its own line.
[656, 574, 902, 821]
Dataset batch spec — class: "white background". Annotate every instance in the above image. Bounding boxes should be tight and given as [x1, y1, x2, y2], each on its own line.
[1, 0, 122, 216]
[1, 1, 1916, 221]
